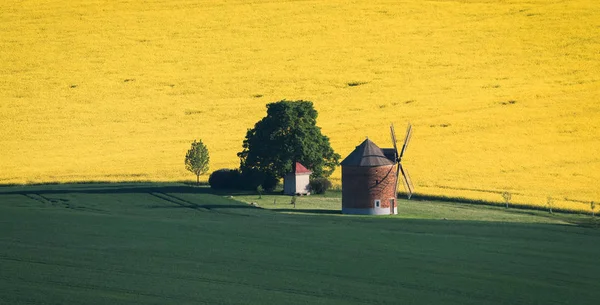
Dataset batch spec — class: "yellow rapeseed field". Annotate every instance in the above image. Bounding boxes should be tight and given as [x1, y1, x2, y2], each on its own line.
[1, 0, 598, 211]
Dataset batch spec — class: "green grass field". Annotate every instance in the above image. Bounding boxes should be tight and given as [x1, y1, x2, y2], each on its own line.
[1, 183, 599, 304]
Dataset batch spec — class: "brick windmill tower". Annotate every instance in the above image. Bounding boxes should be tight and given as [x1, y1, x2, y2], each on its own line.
[340, 124, 414, 215]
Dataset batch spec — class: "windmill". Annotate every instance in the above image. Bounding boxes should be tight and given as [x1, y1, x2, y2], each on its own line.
[340, 125, 414, 215]
[390, 123, 414, 199]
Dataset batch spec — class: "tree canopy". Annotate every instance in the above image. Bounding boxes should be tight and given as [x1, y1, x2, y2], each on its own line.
[237, 100, 340, 187]
[185, 139, 210, 185]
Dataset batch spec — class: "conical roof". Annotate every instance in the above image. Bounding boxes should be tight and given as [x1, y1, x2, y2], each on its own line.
[340, 139, 395, 167]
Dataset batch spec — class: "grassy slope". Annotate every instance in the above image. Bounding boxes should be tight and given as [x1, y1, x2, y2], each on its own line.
[0, 0, 599, 210]
[235, 190, 598, 226]
[1, 183, 600, 305]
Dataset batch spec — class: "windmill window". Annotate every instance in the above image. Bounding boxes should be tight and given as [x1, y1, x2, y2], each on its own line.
[374, 199, 381, 208]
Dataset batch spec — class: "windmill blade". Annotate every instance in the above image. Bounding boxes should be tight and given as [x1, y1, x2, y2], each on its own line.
[394, 162, 401, 199]
[390, 123, 398, 160]
[399, 124, 412, 160]
[398, 163, 414, 199]
[404, 166, 415, 199]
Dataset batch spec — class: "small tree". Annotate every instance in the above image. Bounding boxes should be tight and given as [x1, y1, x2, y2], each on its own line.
[546, 196, 553, 214]
[185, 139, 209, 185]
[257, 185, 264, 199]
[591, 201, 596, 217]
[291, 195, 297, 208]
[502, 191, 511, 209]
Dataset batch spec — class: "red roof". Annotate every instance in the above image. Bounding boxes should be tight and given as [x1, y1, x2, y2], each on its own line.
[294, 162, 312, 174]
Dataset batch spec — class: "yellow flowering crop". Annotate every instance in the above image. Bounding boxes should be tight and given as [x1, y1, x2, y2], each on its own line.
[1, 0, 598, 211]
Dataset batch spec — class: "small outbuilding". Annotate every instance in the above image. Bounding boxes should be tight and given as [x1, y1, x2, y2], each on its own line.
[283, 162, 312, 195]
[340, 139, 398, 215]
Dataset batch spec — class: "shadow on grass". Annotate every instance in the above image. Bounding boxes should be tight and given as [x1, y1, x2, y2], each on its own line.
[409, 193, 585, 215]
[0, 182, 263, 212]
[2, 181, 598, 227]
[148, 204, 255, 210]
[272, 208, 341, 215]
[0, 182, 252, 197]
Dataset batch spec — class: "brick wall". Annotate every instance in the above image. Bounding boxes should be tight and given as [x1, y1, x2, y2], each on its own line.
[342, 165, 397, 209]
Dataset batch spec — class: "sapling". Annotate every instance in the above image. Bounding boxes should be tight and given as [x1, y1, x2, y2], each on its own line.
[257, 185, 263, 199]
[502, 192, 512, 209]
[185, 139, 210, 185]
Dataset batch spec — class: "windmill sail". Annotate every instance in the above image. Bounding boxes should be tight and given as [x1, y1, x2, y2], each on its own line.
[390, 124, 398, 160]
[390, 124, 400, 199]
[391, 123, 413, 200]
[399, 163, 414, 199]
[399, 124, 412, 159]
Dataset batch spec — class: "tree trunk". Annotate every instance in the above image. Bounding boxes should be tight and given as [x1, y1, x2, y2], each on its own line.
[196, 175, 200, 185]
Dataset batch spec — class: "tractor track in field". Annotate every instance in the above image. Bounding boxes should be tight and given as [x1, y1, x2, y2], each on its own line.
[22, 193, 70, 207]
[148, 192, 253, 217]
[20, 193, 105, 213]
[149, 192, 210, 212]
[22, 193, 51, 205]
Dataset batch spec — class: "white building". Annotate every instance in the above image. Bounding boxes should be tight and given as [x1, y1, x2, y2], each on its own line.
[283, 162, 312, 195]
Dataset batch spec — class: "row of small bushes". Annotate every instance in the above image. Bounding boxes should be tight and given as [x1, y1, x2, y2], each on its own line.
[209, 168, 332, 194]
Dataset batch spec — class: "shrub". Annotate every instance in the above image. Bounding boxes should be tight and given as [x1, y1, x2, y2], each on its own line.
[261, 174, 279, 192]
[208, 169, 241, 190]
[309, 178, 332, 195]
[238, 168, 279, 192]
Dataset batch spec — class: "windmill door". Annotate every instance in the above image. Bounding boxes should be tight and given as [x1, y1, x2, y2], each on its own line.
[389, 199, 395, 215]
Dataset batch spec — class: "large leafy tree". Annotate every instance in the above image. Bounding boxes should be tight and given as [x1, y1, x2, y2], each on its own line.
[238, 100, 340, 186]
[185, 139, 210, 185]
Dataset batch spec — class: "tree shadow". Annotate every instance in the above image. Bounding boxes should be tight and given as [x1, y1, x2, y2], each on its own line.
[148, 204, 257, 210]
[272, 208, 341, 215]
[2, 182, 597, 228]
[0, 182, 252, 197]
[0, 182, 262, 214]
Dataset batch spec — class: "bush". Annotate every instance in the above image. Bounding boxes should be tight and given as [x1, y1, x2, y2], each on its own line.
[210, 167, 280, 192]
[238, 168, 279, 192]
[309, 178, 332, 195]
[261, 174, 279, 192]
[208, 169, 241, 190]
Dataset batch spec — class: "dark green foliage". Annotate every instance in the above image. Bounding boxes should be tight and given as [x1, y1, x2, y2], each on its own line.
[237, 167, 279, 191]
[308, 177, 332, 194]
[261, 174, 279, 191]
[237, 100, 340, 184]
[208, 168, 240, 189]
[185, 139, 210, 185]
